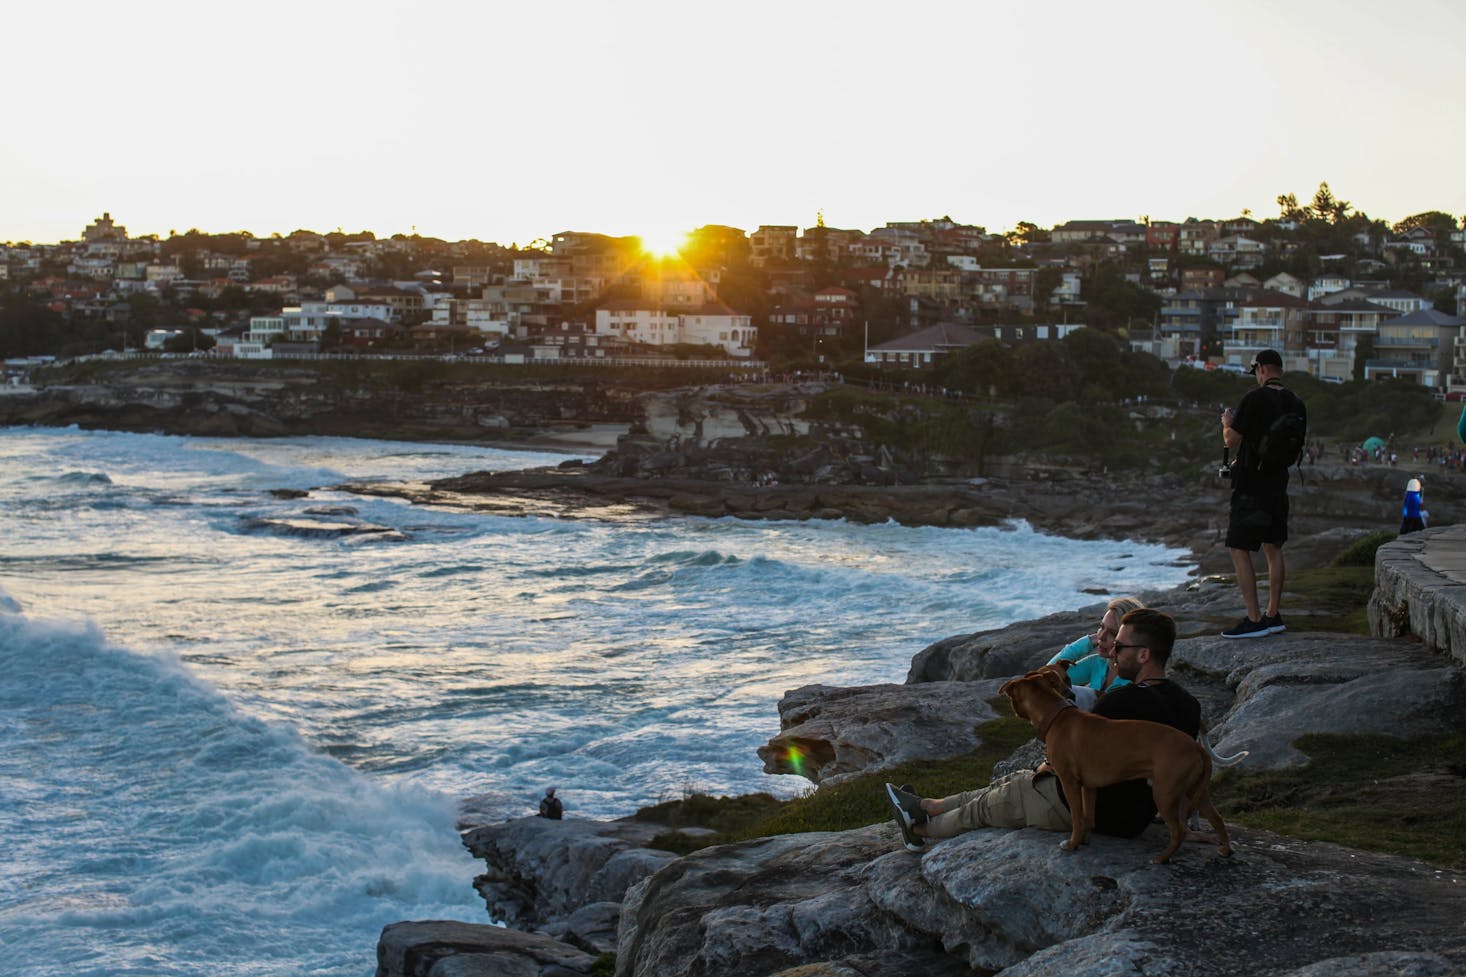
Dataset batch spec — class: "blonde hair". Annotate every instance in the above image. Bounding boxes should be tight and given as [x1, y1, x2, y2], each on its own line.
[1106, 596, 1145, 618]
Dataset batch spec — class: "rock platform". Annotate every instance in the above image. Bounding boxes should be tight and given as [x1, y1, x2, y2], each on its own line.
[379, 553, 1466, 976]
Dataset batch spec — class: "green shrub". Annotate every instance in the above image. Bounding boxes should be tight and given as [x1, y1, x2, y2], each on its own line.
[1332, 530, 1397, 567]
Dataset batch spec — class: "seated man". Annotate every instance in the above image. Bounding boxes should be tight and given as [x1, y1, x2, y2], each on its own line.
[885, 608, 1202, 851]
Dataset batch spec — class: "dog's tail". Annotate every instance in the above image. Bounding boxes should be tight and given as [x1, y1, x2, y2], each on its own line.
[1199, 726, 1249, 768]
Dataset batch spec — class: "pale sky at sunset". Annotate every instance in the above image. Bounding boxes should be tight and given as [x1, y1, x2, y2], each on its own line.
[5, 0, 1464, 248]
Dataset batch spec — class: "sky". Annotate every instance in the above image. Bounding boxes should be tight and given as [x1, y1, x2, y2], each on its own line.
[5, 0, 1464, 249]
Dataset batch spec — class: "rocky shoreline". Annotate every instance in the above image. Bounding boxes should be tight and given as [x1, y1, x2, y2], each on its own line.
[342, 458, 1450, 578]
[360, 436, 1466, 974]
[380, 574, 1466, 977]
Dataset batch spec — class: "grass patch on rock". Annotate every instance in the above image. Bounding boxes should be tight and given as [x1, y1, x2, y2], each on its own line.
[1282, 564, 1379, 634]
[1213, 732, 1466, 869]
[639, 711, 1034, 855]
[1210, 530, 1392, 637]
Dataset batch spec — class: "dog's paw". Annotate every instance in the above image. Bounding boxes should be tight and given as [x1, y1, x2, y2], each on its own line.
[1059, 839, 1080, 852]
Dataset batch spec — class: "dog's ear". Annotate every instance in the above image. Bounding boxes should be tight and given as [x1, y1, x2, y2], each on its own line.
[1039, 667, 1069, 697]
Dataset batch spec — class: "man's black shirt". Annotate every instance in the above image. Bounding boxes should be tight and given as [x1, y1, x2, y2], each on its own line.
[1056, 679, 1203, 838]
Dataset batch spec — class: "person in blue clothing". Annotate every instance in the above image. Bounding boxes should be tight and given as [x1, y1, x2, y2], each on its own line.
[1048, 596, 1145, 706]
[1400, 476, 1426, 534]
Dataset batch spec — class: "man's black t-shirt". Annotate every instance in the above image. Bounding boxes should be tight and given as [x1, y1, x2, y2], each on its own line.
[1231, 382, 1307, 499]
[1057, 679, 1203, 838]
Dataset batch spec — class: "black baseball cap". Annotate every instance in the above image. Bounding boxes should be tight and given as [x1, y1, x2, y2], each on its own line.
[1248, 349, 1282, 374]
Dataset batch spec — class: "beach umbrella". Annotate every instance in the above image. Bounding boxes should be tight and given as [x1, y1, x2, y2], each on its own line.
[1362, 436, 1386, 452]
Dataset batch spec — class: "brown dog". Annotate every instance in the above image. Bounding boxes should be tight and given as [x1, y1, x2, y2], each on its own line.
[999, 668, 1232, 864]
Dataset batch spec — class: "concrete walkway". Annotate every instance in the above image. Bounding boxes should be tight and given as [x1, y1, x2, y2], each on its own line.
[1370, 525, 1466, 666]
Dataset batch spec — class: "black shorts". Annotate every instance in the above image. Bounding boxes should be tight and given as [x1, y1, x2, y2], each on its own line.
[1226, 492, 1288, 551]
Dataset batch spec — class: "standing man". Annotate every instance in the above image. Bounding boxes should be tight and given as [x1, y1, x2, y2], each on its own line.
[1220, 349, 1307, 638]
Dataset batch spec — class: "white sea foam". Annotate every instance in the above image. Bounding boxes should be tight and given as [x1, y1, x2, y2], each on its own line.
[0, 597, 483, 977]
[0, 427, 1195, 976]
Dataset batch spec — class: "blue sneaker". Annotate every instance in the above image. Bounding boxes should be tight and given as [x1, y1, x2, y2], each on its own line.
[1221, 616, 1270, 639]
[1263, 613, 1286, 634]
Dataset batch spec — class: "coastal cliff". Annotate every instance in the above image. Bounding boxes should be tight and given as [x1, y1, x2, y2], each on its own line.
[0, 359, 644, 442]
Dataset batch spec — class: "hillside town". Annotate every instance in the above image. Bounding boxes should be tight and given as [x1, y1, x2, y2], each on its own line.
[3, 186, 1465, 390]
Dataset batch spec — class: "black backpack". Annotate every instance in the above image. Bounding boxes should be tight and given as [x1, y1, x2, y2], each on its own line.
[1255, 389, 1306, 473]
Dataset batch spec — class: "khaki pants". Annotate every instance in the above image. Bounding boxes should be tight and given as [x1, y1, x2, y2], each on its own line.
[924, 769, 1071, 839]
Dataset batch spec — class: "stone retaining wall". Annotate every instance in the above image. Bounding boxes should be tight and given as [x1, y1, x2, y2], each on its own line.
[1369, 525, 1466, 667]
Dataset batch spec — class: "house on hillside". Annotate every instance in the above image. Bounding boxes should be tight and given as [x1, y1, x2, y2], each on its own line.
[1221, 291, 1309, 370]
[1177, 220, 1219, 255]
[1308, 273, 1352, 301]
[1147, 221, 1180, 250]
[594, 301, 756, 358]
[1181, 266, 1225, 290]
[1051, 220, 1117, 243]
[1304, 299, 1396, 382]
[1263, 272, 1305, 298]
[1367, 308, 1466, 387]
[749, 226, 798, 266]
[1208, 235, 1266, 269]
[866, 322, 985, 369]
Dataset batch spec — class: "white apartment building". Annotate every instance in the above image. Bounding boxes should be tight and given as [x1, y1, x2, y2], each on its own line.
[146, 263, 185, 284]
[68, 257, 115, 280]
[278, 301, 395, 342]
[681, 305, 756, 357]
[594, 302, 756, 358]
[595, 306, 682, 347]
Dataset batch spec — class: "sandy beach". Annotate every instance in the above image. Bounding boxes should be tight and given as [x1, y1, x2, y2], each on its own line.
[500, 422, 628, 455]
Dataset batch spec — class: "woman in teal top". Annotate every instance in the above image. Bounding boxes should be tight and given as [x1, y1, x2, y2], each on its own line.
[1048, 595, 1145, 694]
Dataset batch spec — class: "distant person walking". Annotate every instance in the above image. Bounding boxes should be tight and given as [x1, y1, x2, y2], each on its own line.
[538, 786, 564, 819]
[1220, 349, 1307, 639]
[1400, 477, 1426, 535]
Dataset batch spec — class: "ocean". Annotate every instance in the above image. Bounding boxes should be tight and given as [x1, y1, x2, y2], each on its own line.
[0, 427, 1194, 976]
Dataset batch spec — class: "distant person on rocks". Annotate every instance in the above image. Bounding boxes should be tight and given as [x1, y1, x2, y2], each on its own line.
[1220, 349, 1306, 639]
[538, 786, 564, 820]
[1400, 477, 1426, 535]
[884, 609, 1202, 852]
[1047, 595, 1144, 708]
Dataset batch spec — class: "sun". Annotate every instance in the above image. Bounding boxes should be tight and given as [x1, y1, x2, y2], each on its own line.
[638, 227, 689, 259]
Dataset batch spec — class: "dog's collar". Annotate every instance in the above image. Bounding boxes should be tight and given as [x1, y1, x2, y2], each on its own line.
[1034, 699, 1076, 742]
